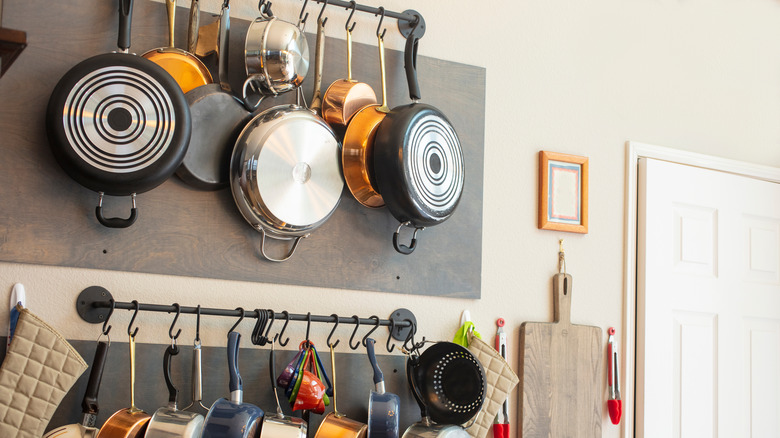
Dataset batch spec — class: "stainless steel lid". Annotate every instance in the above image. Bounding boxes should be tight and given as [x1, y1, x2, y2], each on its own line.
[231, 104, 343, 238]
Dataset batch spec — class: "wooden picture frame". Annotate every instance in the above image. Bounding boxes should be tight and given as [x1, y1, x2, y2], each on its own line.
[538, 151, 589, 234]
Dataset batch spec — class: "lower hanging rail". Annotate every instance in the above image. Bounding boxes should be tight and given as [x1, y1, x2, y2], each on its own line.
[75, 286, 417, 345]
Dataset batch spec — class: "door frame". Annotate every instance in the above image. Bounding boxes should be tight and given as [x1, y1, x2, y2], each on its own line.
[623, 141, 780, 437]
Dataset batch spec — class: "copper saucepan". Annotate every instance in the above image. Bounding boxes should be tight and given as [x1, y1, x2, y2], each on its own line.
[95, 335, 151, 438]
[314, 343, 367, 438]
[341, 26, 389, 208]
[321, 3, 377, 133]
[143, 0, 212, 93]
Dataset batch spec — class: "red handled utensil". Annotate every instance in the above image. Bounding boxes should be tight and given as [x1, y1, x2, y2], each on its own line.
[607, 327, 622, 425]
[493, 318, 509, 438]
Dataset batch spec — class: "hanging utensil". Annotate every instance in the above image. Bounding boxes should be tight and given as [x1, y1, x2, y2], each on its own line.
[43, 340, 109, 438]
[260, 339, 308, 438]
[314, 343, 367, 438]
[341, 13, 388, 209]
[46, 0, 191, 229]
[321, 2, 377, 133]
[492, 318, 509, 438]
[142, 0, 212, 93]
[177, 0, 253, 190]
[187, 0, 199, 54]
[96, 333, 151, 438]
[202, 331, 265, 438]
[373, 14, 464, 254]
[607, 327, 622, 425]
[365, 338, 399, 438]
[145, 344, 205, 437]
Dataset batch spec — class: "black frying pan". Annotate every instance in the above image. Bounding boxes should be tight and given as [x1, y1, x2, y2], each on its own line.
[46, 0, 191, 228]
[372, 17, 464, 255]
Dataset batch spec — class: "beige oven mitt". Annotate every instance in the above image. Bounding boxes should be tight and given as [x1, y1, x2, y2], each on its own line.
[466, 331, 519, 438]
[0, 305, 87, 437]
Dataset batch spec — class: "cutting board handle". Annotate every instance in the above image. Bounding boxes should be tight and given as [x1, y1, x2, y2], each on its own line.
[553, 273, 572, 325]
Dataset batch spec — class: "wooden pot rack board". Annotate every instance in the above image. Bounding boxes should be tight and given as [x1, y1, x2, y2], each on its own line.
[0, 0, 485, 297]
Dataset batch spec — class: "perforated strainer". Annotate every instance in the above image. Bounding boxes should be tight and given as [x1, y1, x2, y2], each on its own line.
[411, 342, 486, 425]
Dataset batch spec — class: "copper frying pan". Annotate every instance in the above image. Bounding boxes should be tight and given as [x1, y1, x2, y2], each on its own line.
[143, 0, 212, 93]
[95, 335, 151, 438]
[321, 3, 376, 133]
[341, 25, 389, 209]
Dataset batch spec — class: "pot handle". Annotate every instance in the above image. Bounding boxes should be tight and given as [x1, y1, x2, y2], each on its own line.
[241, 77, 267, 111]
[228, 331, 243, 402]
[257, 227, 308, 262]
[164, 344, 180, 407]
[365, 338, 384, 391]
[393, 222, 424, 255]
[403, 29, 421, 101]
[118, 0, 133, 52]
[81, 340, 109, 426]
[95, 192, 138, 228]
[406, 355, 428, 419]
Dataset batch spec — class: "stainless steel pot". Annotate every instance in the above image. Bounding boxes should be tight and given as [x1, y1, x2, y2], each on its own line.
[260, 340, 307, 438]
[145, 345, 204, 438]
[242, 9, 309, 108]
[401, 418, 470, 438]
[230, 18, 342, 262]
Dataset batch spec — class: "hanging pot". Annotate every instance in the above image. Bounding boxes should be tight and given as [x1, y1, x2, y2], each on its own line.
[341, 30, 388, 208]
[96, 335, 151, 438]
[177, 0, 253, 190]
[202, 332, 265, 438]
[142, 0, 212, 94]
[313, 343, 367, 438]
[144, 344, 205, 437]
[43, 340, 110, 438]
[372, 23, 464, 254]
[260, 340, 307, 438]
[321, 8, 377, 133]
[229, 18, 342, 262]
[242, 7, 309, 108]
[46, 0, 191, 228]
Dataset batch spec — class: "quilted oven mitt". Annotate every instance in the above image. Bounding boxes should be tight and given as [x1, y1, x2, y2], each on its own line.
[466, 331, 519, 438]
[0, 305, 87, 437]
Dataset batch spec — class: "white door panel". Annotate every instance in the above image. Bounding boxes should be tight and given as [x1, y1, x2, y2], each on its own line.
[637, 158, 780, 438]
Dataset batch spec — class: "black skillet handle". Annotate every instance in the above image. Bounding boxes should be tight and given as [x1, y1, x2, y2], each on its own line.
[406, 355, 428, 418]
[95, 193, 138, 228]
[118, 0, 134, 51]
[81, 340, 109, 422]
[403, 33, 421, 101]
[164, 344, 180, 405]
[393, 222, 424, 255]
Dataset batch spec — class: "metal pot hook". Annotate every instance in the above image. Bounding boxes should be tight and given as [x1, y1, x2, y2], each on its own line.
[169, 303, 182, 345]
[386, 319, 396, 353]
[375, 6, 386, 39]
[327, 314, 340, 348]
[127, 300, 140, 338]
[317, 0, 328, 27]
[228, 307, 245, 334]
[361, 315, 380, 347]
[101, 298, 115, 338]
[348, 315, 361, 350]
[345, 1, 356, 32]
[278, 310, 291, 346]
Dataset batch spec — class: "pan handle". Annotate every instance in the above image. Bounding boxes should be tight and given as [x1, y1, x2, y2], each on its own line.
[118, 0, 133, 52]
[365, 338, 384, 391]
[81, 340, 109, 426]
[393, 222, 424, 255]
[406, 355, 428, 419]
[256, 227, 308, 262]
[95, 192, 138, 228]
[164, 344, 180, 407]
[228, 331, 243, 403]
[241, 77, 267, 111]
[403, 30, 420, 101]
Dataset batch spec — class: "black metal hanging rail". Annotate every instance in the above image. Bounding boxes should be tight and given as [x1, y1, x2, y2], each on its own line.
[283, 0, 425, 40]
[76, 286, 417, 343]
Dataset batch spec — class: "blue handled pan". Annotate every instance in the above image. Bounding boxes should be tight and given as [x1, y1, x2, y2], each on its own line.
[202, 332, 265, 438]
[365, 338, 399, 438]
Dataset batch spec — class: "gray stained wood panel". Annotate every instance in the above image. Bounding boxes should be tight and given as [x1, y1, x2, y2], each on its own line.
[0, 337, 422, 435]
[0, 0, 485, 298]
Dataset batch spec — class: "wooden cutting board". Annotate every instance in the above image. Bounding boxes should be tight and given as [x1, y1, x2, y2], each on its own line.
[519, 273, 602, 437]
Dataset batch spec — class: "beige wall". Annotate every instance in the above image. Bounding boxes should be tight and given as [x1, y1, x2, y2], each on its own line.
[3, 0, 780, 436]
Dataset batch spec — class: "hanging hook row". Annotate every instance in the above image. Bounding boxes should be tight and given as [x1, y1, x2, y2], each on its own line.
[307, 0, 418, 26]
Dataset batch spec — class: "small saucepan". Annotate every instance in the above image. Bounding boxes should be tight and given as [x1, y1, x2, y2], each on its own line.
[144, 344, 204, 437]
[95, 335, 151, 438]
[365, 338, 399, 438]
[142, 0, 213, 93]
[43, 340, 110, 438]
[202, 332, 265, 438]
[260, 340, 307, 438]
[314, 343, 367, 438]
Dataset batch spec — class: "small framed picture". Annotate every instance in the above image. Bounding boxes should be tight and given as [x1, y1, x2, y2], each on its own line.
[538, 151, 588, 234]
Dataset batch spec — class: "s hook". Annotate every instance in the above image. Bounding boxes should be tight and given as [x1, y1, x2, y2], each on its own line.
[101, 298, 115, 337]
[375, 6, 386, 39]
[385, 319, 396, 353]
[228, 307, 245, 334]
[168, 303, 182, 342]
[348, 315, 361, 350]
[127, 300, 140, 338]
[361, 315, 380, 347]
[345, 1, 356, 32]
[327, 314, 340, 348]
[278, 310, 291, 346]
[317, 0, 328, 27]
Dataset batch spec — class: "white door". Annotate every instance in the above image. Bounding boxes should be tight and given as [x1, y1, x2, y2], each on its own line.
[636, 157, 780, 438]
